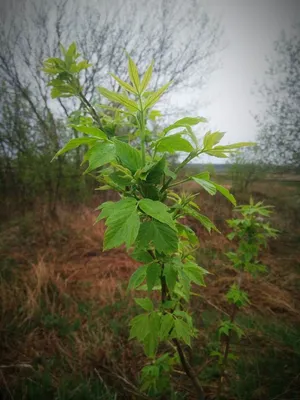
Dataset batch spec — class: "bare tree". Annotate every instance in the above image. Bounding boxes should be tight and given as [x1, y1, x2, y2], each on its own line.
[0, 0, 223, 215]
[0, 0, 222, 115]
[254, 24, 300, 172]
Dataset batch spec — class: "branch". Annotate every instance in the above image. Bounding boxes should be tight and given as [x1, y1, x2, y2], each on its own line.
[78, 91, 103, 129]
[173, 338, 205, 400]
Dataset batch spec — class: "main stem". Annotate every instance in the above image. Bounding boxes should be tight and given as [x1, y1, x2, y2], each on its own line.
[160, 150, 201, 193]
[138, 97, 146, 166]
[160, 266, 205, 400]
[79, 91, 103, 129]
[217, 304, 237, 399]
[217, 271, 244, 398]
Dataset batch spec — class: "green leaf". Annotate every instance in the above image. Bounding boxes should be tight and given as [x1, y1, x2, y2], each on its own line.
[173, 116, 207, 126]
[183, 261, 207, 286]
[192, 177, 217, 195]
[66, 42, 77, 58]
[139, 199, 176, 230]
[101, 197, 140, 250]
[130, 248, 153, 263]
[164, 116, 207, 134]
[160, 314, 174, 340]
[139, 182, 160, 201]
[163, 263, 178, 293]
[191, 174, 236, 205]
[95, 201, 115, 223]
[214, 183, 236, 206]
[218, 321, 230, 337]
[59, 43, 66, 56]
[137, 221, 178, 254]
[83, 142, 116, 173]
[72, 125, 108, 140]
[164, 165, 176, 179]
[146, 263, 161, 291]
[162, 300, 176, 310]
[148, 109, 162, 121]
[203, 131, 225, 149]
[98, 87, 139, 111]
[144, 82, 171, 109]
[143, 312, 160, 357]
[110, 73, 137, 94]
[185, 207, 219, 233]
[129, 314, 149, 341]
[107, 171, 132, 189]
[192, 171, 210, 180]
[73, 60, 92, 72]
[174, 319, 191, 346]
[127, 55, 140, 91]
[226, 283, 250, 307]
[113, 139, 142, 173]
[128, 265, 148, 290]
[134, 298, 153, 312]
[140, 61, 153, 93]
[176, 223, 198, 245]
[218, 321, 244, 340]
[213, 142, 256, 151]
[156, 133, 194, 154]
[52, 137, 97, 160]
[176, 271, 191, 302]
[143, 156, 166, 184]
[205, 150, 229, 158]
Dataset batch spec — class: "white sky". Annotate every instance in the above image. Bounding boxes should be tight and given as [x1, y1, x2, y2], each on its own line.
[197, 0, 300, 147]
[1, 0, 299, 164]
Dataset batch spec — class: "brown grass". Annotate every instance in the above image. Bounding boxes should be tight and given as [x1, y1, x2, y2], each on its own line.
[1, 180, 300, 398]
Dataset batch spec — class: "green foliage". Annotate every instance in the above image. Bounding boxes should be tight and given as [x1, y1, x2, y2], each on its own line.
[137, 220, 178, 254]
[226, 283, 249, 308]
[140, 353, 179, 395]
[12, 371, 116, 400]
[226, 199, 278, 277]
[217, 199, 278, 396]
[229, 148, 266, 192]
[97, 197, 140, 250]
[43, 44, 255, 397]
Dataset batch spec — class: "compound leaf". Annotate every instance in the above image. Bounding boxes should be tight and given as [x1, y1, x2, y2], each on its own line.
[139, 199, 176, 230]
[128, 264, 148, 290]
[156, 133, 194, 154]
[114, 139, 142, 173]
[137, 221, 178, 254]
[146, 263, 161, 291]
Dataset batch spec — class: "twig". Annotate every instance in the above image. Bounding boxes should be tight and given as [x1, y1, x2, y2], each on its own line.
[270, 372, 300, 400]
[160, 265, 206, 400]
[173, 338, 205, 400]
[217, 303, 238, 399]
[0, 364, 34, 370]
[0, 370, 14, 400]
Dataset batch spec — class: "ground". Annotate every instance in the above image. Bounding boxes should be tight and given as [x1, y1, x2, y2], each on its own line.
[0, 175, 300, 399]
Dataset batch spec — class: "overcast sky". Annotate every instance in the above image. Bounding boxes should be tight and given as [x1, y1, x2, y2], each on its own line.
[1, 0, 300, 163]
[196, 0, 300, 149]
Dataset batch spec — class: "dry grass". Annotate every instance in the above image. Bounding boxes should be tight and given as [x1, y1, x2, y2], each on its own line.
[0, 202, 143, 397]
[0, 179, 300, 399]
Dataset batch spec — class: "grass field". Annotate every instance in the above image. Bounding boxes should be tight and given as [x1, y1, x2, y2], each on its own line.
[1, 173, 300, 399]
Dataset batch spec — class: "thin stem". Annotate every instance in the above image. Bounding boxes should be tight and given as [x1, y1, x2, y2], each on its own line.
[138, 97, 146, 166]
[217, 268, 244, 399]
[173, 338, 205, 400]
[160, 151, 200, 193]
[160, 263, 205, 399]
[217, 304, 237, 399]
[78, 91, 103, 129]
[168, 177, 191, 188]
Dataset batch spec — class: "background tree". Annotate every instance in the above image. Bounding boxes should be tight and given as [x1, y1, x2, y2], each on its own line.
[0, 0, 223, 217]
[229, 147, 267, 192]
[255, 24, 300, 172]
